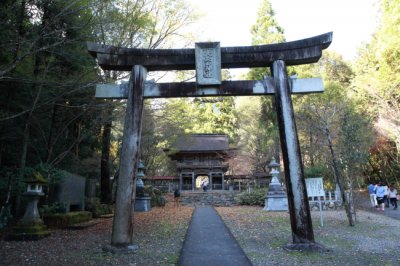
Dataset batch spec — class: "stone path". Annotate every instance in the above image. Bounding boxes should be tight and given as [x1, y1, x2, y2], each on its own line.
[178, 206, 252, 266]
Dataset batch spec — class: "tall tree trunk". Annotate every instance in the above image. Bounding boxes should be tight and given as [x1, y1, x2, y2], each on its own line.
[100, 121, 112, 204]
[45, 103, 57, 163]
[17, 82, 42, 216]
[73, 121, 81, 157]
[325, 127, 356, 226]
[19, 41, 43, 169]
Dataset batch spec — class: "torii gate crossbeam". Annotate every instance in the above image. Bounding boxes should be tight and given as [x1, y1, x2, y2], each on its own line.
[88, 32, 332, 251]
[87, 32, 332, 71]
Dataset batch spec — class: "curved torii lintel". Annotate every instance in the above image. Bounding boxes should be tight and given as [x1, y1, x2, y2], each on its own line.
[87, 32, 332, 71]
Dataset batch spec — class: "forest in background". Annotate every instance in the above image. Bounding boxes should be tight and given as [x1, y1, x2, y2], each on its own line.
[1, 0, 399, 221]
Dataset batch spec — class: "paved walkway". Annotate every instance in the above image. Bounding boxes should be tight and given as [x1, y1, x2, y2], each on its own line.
[178, 206, 252, 266]
[357, 192, 400, 220]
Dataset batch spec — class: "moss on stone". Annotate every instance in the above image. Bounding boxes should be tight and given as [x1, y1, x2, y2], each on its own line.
[44, 211, 92, 228]
[12, 223, 51, 240]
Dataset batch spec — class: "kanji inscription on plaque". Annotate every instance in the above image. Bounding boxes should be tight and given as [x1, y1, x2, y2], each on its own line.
[195, 42, 221, 86]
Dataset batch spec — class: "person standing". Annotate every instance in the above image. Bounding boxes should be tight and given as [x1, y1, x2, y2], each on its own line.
[389, 185, 398, 210]
[383, 182, 390, 207]
[376, 182, 386, 211]
[174, 187, 181, 207]
[367, 182, 377, 208]
[201, 180, 206, 191]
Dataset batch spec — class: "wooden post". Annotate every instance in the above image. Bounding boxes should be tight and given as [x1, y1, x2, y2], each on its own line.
[272, 60, 325, 250]
[111, 65, 146, 247]
[179, 173, 182, 191]
[209, 173, 213, 191]
[192, 172, 194, 191]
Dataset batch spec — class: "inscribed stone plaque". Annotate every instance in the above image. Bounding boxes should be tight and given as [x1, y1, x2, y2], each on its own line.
[195, 42, 221, 86]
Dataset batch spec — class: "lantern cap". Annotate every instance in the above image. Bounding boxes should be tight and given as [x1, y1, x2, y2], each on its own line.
[138, 160, 145, 169]
[268, 157, 280, 168]
[24, 171, 47, 184]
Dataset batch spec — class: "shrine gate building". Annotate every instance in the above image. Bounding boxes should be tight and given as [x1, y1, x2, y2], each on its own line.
[165, 134, 230, 191]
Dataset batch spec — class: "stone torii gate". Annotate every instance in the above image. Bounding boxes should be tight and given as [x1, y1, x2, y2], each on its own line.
[87, 32, 332, 251]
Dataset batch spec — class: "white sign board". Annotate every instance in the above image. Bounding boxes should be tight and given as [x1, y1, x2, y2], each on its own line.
[305, 178, 325, 197]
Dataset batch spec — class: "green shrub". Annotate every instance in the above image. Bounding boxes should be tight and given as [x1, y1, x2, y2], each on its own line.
[85, 197, 113, 218]
[39, 202, 67, 215]
[235, 188, 267, 206]
[43, 211, 92, 228]
[304, 165, 327, 178]
[0, 204, 12, 229]
[144, 185, 166, 207]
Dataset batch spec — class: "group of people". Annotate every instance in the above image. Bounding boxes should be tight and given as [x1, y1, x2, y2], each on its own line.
[368, 182, 398, 211]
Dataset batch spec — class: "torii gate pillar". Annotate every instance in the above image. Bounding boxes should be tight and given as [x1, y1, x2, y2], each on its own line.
[272, 60, 325, 251]
[111, 65, 146, 246]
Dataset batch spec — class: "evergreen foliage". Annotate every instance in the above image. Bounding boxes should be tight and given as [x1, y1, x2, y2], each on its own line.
[235, 188, 267, 206]
[351, 0, 400, 186]
[0, 0, 197, 218]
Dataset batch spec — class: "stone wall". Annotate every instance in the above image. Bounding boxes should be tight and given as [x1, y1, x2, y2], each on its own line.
[309, 200, 343, 211]
[50, 172, 86, 212]
[179, 191, 239, 206]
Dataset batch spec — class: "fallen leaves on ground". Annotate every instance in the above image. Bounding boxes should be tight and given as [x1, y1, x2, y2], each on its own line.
[0, 195, 193, 266]
[2, 192, 400, 266]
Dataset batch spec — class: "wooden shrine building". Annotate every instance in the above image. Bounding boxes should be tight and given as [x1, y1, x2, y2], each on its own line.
[165, 134, 230, 191]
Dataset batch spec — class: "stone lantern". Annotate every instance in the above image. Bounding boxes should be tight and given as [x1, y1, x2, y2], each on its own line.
[134, 160, 151, 212]
[136, 160, 145, 197]
[12, 171, 50, 240]
[263, 158, 288, 211]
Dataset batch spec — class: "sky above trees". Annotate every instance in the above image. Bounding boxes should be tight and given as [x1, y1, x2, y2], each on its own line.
[186, 0, 379, 60]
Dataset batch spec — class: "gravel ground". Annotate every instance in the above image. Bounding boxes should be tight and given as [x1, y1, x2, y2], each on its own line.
[1, 192, 400, 266]
[216, 206, 400, 266]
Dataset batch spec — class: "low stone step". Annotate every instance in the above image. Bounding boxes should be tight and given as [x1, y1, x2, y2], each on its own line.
[66, 219, 101, 230]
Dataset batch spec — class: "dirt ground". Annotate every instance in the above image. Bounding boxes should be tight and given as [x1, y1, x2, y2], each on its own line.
[1, 192, 400, 266]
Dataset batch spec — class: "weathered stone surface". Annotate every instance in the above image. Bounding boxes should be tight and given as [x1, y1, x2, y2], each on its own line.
[308, 200, 343, 210]
[51, 172, 86, 212]
[179, 192, 239, 206]
[195, 42, 221, 86]
[87, 32, 332, 71]
[111, 65, 146, 246]
[264, 196, 289, 211]
[102, 244, 138, 254]
[95, 77, 323, 99]
[134, 197, 151, 212]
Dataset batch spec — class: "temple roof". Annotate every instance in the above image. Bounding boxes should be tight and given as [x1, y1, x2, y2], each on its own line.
[172, 134, 229, 153]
